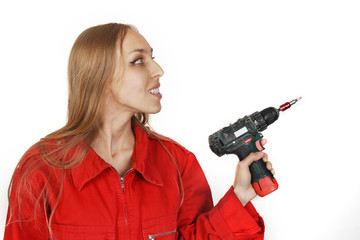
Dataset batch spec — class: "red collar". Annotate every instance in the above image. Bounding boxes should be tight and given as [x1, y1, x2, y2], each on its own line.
[71, 123, 164, 190]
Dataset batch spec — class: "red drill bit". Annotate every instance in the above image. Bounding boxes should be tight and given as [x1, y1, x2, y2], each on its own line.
[279, 97, 302, 112]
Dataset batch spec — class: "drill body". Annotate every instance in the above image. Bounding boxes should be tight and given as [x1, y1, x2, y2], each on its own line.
[209, 98, 301, 197]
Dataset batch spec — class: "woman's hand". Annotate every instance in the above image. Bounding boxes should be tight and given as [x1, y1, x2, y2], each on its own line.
[233, 139, 275, 206]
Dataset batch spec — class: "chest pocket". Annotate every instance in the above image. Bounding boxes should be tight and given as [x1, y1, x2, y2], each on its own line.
[51, 224, 115, 240]
[142, 214, 178, 240]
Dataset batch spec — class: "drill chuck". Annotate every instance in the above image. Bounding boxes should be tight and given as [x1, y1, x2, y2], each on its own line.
[259, 107, 279, 127]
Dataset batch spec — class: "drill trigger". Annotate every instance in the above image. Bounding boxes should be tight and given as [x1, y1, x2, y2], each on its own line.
[255, 140, 265, 152]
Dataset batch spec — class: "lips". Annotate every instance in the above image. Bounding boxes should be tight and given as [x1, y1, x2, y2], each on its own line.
[148, 83, 161, 94]
[148, 83, 162, 99]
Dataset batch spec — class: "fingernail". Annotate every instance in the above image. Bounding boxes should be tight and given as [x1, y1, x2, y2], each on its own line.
[257, 152, 264, 157]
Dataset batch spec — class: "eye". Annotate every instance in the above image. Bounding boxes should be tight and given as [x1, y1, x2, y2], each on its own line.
[131, 58, 144, 65]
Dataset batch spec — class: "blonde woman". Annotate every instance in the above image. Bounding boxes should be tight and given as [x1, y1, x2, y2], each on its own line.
[4, 23, 274, 240]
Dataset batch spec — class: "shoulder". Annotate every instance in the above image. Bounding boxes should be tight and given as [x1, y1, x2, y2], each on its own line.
[16, 142, 43, 172]
[15, 138, 64, 176]
[147, 128, 191, 154]
[153, 133, 189, 152]
[10, 139, 67, 196]
[134, 123, 201, 172]
[134, 123, 191, 155]
[146, 129, 198, 170]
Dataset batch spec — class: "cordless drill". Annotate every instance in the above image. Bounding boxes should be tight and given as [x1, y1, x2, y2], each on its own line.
[208, 98, 301, 197]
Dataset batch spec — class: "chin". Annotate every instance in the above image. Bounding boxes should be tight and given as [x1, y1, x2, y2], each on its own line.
[143, 104, 162, 115]
[151, 106, 162, 114]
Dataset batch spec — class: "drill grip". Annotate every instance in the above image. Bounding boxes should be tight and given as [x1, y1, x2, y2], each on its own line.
[234, 146, 278, 197]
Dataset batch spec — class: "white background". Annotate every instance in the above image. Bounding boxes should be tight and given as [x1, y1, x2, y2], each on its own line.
[1, 0, 359, 239]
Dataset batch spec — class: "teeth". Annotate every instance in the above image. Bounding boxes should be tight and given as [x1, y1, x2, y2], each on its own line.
[149, 88, 160, 94]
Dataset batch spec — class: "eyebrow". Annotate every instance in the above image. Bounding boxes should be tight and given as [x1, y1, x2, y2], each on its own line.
[128, 48, 153, 55]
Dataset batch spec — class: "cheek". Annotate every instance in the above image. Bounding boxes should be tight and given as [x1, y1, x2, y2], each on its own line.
[124, 70, 148, 91]
[113, 77, 146, 102]
[110, 67, 149, 99]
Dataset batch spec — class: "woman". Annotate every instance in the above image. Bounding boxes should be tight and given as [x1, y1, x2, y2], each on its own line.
[4, 23, 274, 240]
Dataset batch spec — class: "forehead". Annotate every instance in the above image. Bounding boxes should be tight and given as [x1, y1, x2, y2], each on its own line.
[122, 29, 152, 55]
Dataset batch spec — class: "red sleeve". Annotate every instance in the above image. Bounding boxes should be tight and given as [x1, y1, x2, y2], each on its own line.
[177, 151, 265, 240]
[4, 164, 50, 240]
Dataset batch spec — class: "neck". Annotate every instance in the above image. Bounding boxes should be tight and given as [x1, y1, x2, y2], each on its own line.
[92, 108, 136, 175]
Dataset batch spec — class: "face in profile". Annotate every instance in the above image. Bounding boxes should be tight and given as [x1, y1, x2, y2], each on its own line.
[106, 29, 164, 116]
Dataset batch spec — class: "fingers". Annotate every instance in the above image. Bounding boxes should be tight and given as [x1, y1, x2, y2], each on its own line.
[266, 161, 275, 174]
[261, 152, 269, 162]
[266, 161, 272, 169]
[263, 154, 275, 175]
[233, 148, 275, 205]
[242, 151, 275, 175]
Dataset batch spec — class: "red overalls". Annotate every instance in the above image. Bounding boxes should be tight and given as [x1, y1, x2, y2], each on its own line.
[4, 123, 265, 239]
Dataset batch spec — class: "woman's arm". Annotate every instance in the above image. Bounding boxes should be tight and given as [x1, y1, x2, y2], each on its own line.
[177, 151, 265, 240]
[4, 167, 50, 240]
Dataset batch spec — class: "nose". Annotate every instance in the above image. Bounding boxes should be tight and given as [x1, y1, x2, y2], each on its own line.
[151, 59, 164, 79]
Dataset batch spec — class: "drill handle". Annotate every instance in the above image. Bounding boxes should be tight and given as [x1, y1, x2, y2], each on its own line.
[233, 145, 252, 160]
[233, 145, 278, 197]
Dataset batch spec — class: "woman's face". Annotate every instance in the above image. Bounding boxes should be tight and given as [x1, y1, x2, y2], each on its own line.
[107, 29, 164, 115]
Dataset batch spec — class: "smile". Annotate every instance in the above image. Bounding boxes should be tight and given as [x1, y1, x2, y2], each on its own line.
[149, 88, 160, 94]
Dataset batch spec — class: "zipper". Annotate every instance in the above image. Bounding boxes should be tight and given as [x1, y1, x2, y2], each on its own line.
[148, 229, 177, 239]
[120, 168, 133, 192]
[120, 177, 125, 191]
[120, 176, 128, 229]
[117, 168, 133, 238]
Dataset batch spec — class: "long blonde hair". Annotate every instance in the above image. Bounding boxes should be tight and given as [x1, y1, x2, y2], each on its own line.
[7, 23, 159, 238]
[49, 23, 134, 146]
[41, 23, 150, 168]
[8, 23, 185, 239]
